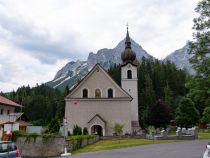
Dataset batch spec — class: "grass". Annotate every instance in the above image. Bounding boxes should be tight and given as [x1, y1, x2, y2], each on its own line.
[72, 138, 182, 154]
[198, 131, 210, 139]
[70, 130, 210, 154]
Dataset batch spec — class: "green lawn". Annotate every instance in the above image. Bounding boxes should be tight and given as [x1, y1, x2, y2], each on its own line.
[198, 131, 210, 139]
[72, 139, 182, 154]
[70, 132, 210, 154]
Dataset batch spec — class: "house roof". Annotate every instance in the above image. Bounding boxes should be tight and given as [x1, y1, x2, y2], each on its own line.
[0, 96, 22, 107]
[65, 64, 132, 100]
[16, 120, 31, 126]
[0, 120, 30, 126]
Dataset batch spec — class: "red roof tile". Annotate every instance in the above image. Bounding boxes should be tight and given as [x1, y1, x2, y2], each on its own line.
[0, 96, 21, 107]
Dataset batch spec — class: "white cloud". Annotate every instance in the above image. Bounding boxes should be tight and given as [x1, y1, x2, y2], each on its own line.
[0, 41, 67, 92]
[0, 0, 198, 92]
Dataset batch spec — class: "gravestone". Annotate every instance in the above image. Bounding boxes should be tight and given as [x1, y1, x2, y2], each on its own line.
[176, 129, 182, 139]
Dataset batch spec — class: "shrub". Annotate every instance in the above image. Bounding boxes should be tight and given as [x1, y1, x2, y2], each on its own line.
[67, 131, 71, 136]
[12, 131, 40, 142]
[66, 135, 95, 140]
[83, 127, 89, 135]
[13, 130, 25, 137]
[73, 125, 82, 135]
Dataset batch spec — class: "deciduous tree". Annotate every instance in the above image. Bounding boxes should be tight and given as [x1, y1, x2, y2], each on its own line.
[187, 0, 210, 115]
[175, 97, 200, 128]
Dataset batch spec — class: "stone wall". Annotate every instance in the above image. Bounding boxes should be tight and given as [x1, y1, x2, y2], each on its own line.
[16, 136, 99, 157]
[16, 136, 65, 157]
[66, 135, 99, 151]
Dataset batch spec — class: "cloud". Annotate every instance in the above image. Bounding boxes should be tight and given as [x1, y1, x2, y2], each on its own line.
[0, 12, 85, 64]
[0, 0, 198, 92]
[0, 42, 68, 92]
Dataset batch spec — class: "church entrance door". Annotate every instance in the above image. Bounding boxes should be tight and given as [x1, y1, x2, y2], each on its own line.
[91, 125, 103, 136]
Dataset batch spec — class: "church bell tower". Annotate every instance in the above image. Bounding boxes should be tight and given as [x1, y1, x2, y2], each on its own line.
[121, 27, 139, 131]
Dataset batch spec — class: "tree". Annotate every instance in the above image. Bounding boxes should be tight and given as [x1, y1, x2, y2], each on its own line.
[56, 86, 69, 120]
[107, 64, 121, 86]
[144, 75, 156, 107]
[187, 0, 210, 115]
[146, 99, 172, 129]
[47, 117, 61, 134]
[141, 75, 156, 127]
[201, 107, 210, 124]
[113, 123, 124, 144]
[164, 83, 173, 106]
[107, 58, 188, 128]
[164, 84, 175, 116]
[5, 84, 64, 125]
[175, 97, 200, 128]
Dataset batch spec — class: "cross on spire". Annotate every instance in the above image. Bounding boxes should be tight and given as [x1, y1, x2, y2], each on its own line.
[125, 23, 131, 48]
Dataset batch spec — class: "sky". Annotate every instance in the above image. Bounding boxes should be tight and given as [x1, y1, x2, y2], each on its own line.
[0, 0, 198, 92]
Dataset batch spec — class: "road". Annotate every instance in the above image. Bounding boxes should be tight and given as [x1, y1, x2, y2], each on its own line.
[66, 140, 209, 158]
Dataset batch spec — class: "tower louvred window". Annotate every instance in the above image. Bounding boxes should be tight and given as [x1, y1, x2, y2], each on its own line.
[127, 70, 132, 79]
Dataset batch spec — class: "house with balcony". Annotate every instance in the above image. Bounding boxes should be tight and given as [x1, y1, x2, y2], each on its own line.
[0, 95, 23, 139]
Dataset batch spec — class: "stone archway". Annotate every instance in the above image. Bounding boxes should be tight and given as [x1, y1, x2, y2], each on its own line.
[88, 114, 106, 136]
[91, 125, 103, 136]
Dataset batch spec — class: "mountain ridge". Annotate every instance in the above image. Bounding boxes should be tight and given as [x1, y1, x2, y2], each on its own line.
[46, 39, 192, 91]
[164, 44, 194, 74]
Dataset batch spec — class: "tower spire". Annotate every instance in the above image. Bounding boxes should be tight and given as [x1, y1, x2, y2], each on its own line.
[121, 25, 136, 64]
[125, 24, 131, 49]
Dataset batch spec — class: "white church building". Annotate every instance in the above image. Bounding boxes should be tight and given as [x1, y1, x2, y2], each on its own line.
[65, 28, 139, 136]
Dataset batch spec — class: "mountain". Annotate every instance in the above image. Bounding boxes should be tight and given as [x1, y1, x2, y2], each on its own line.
[164, 44, 194, 74]
[87, 39, 152, 70]
[46, 60, 89, 91]
[46, 38, 153, 91]
[47, 39, 195, 91]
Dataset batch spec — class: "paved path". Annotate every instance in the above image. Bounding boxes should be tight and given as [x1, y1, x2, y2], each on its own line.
[66, 140, 209, 158]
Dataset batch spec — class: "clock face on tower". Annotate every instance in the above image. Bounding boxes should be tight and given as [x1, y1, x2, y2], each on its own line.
[127, 64, 131, 68]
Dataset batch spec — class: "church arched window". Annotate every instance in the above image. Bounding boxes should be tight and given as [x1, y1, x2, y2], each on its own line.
[107, 88, 113, 98]
[95, 89, 101, 98]
[127, 70, 132, 79]
[82, 89, 88, 98]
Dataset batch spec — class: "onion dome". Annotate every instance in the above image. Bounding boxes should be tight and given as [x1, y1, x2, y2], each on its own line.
[121, 27, 136, 64]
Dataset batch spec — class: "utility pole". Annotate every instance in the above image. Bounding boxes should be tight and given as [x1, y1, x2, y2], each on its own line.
[61, 117, 71, 157]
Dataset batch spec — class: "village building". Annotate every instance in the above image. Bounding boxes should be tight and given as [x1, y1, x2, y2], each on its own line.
[0, 95, 22, 125]
[65, 28, 139, 136]
[0, 95, 27, 139]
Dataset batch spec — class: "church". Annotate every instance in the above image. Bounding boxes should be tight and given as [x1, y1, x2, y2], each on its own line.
[65, 28, 139, 136]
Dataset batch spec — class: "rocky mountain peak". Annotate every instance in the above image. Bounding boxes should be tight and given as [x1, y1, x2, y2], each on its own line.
[47, 38, 153, 90]
[164, 43, 194, 74]
[47, 39, 193, 91]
